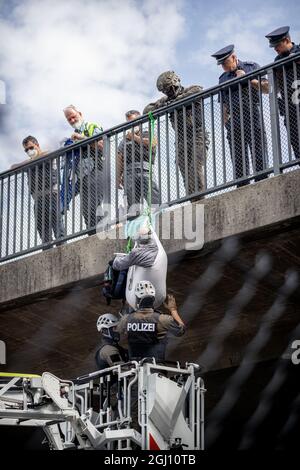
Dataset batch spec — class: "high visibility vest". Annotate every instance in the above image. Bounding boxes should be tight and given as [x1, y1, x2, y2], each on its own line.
[82, 122, 102, 138]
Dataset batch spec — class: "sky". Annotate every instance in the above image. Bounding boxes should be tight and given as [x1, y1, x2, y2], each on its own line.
[0, 0, 300, 171]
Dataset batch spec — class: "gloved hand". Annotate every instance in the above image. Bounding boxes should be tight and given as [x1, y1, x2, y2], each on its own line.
[164, 294, 177, 312]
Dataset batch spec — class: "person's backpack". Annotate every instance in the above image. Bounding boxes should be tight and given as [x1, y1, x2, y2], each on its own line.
[102, 264, 128, 305]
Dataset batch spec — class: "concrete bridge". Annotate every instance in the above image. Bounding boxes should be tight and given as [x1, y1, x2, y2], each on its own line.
[0, 168, 299, 373]
[2, 52, 300, 449]
[1, 169, 300, 449]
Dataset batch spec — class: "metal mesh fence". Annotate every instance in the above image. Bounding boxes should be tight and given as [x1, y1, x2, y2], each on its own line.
[165, 236, 300, 449]
[1, 54, 300, 262]
[2, 232, 299, 449]
[275, 60, 300, 166]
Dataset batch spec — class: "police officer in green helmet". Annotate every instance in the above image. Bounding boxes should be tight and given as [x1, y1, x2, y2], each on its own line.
[144, 71, 209, 198]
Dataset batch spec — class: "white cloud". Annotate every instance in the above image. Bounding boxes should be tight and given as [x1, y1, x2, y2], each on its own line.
[0, 80, 6, 104]
[188, 6, 294, 76]
[0, 0, 185, 170]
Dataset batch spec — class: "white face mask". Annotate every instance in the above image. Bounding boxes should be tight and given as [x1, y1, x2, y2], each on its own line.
[71, 119, 83, 129]
[27, 149, 38, 159]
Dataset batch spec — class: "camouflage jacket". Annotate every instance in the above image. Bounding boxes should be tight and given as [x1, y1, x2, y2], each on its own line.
[143, 85, 208, 145]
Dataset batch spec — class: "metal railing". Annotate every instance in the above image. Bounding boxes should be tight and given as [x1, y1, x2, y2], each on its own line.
[0, 361, 204, 450]
[0, 53, 300, 262]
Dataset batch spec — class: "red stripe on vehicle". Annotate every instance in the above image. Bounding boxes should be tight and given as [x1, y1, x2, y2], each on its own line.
[149, 434, 160, 450]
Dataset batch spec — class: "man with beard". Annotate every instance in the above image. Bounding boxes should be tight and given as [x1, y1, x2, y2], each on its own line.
[63, 105, 104, 233]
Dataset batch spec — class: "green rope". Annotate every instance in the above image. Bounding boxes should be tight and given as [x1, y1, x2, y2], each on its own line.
[126, 236, 133, 253]
[126, 112, 156, 253]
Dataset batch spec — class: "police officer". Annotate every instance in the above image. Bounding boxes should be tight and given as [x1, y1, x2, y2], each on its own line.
[144, 72, 209, 197]
[117, 281, 185, 362]
[265, 26, 300, 160]
[95, 313, 128, 370]
[212, 45, 269, 187]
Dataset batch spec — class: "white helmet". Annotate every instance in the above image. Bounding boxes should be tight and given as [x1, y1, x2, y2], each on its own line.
[96, 314, 119, 339]
[135, 280, 156, 298]
[135, 281, 156, 309]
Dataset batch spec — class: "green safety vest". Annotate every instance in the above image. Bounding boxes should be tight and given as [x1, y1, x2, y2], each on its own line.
[82, 121, 103, 138]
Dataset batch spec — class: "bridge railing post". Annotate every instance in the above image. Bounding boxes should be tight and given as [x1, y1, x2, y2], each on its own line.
[102, 134, 112, 227]
[267, 67, 282, 175]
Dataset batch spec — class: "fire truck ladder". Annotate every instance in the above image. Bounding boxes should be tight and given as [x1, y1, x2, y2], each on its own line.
[0, 361, 205, 450]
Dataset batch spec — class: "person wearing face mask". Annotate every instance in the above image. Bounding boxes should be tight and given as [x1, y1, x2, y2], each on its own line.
[144, 73, 209, 198]
[266, 26, 300, 161]
[116, 110, 160, 216]
[63, 105, 104, 234]
[212, 45, 269, 187]
[11, 136, 64, 247]
[11, 135, 48, 169]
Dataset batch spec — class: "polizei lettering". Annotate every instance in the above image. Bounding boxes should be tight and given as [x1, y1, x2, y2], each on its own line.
[127, 323, 155, 332]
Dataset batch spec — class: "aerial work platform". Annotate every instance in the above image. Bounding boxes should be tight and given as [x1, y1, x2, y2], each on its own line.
[0, 360, 205, 450]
